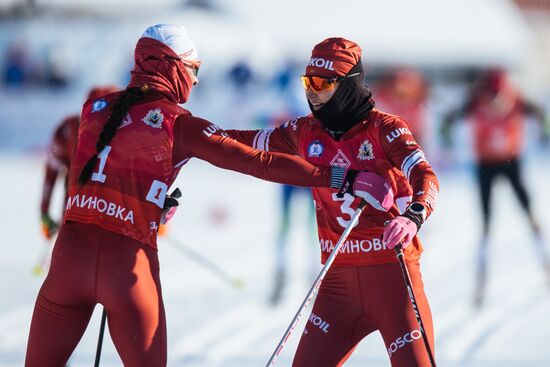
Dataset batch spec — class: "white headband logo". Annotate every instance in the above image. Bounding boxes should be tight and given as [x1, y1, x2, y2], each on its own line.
[308, 58, 335, 71]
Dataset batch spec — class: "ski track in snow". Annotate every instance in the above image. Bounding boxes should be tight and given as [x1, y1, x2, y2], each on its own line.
[1, 155, 550, 366]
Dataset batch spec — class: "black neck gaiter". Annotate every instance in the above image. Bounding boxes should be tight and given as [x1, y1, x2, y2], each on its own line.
[308, 61, 375, 138]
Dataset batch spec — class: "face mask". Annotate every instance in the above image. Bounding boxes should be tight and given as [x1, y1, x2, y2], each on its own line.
[309, 61, 375, 136]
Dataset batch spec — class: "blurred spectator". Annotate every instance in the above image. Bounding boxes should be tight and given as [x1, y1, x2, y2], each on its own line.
[228, 60, 254, 90]
[2, 41, 30, 87]
[441, 68, 550, 307]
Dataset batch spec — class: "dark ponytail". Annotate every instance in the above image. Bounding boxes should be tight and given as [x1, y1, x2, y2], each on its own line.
[78, 85, 150, 185]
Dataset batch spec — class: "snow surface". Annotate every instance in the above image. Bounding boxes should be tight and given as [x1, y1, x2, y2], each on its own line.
[0, 152, 549, 367]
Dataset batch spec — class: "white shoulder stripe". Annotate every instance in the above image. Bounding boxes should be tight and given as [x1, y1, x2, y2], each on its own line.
[254, 129, 273, 151]
[264, 130, 272, 152]
[401, 150, 426, 180]
[405, 157, 427, 180]
[252, 131, 261, 150]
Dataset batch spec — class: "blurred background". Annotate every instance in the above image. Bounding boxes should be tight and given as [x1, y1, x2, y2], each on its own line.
[1, 0, 550, 366]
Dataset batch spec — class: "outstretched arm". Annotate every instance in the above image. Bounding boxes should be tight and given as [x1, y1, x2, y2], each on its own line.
[225, 118, 303, 154]
[523, 100, 550, 143]
[440, 104, 468, 148]
[174, 116, 341, 188]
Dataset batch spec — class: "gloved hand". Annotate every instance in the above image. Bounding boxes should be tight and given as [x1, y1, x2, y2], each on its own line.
[383, 203, 426, 249]
[160, 188, 181, 225]
[338, 170, 394, 211]
[383, 216, 418, 249]
[40, 213, 59, 239]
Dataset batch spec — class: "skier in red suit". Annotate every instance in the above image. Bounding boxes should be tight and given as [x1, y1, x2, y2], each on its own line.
[442, 68, 550, 306]
[25, 25, 372, 367]
[228, 38, 439, 366]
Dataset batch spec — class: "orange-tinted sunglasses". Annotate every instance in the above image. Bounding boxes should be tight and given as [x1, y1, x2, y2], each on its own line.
[300, 72, 361, 92]
[165, 55, 202, 77]
[181, 59, 201, 77]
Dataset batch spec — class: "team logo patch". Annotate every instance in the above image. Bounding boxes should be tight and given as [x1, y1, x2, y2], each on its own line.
[91, 99, 108, 113]
[330, 149, 351, 169]
[142, 108, 164, 129]
[357, 139, 375, 160]
[307, 141, 324, 158]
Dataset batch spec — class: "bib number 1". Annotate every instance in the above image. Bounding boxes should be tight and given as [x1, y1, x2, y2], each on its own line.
[91, 145, 112, 183]
[89, 144, 169, 209]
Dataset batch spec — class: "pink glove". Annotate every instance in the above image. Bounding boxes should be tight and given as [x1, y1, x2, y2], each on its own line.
[160, 206, 178, 224]
[383, 216, 418, 250]
[352, 171, 394, 211]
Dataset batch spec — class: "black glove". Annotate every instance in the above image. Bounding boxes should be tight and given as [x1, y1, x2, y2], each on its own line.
[160, 188, 181, 225]
[163, 187, 181, 210]
[334, 169, 359, 199]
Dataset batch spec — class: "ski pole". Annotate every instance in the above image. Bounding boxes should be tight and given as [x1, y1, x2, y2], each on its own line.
[164, 235, 245, 289]
[31, 235, 57, 276]
[94, 308, 107, 367]
[266, 199, 368, 367]
[394, 244, 436, 367]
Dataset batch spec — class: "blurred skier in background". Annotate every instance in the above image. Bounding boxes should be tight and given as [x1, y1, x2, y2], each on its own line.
[25, 24, 372, 367]
[375, 67, 432, 151]
[442, 68, 550, 307]
[228, 37, 438, 366]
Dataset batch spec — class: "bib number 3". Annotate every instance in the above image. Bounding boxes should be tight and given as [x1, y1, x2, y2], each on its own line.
[332, 193, 359, 229]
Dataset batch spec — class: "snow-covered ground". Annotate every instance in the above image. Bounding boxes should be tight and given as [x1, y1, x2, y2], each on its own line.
[1, 151, 549, 367]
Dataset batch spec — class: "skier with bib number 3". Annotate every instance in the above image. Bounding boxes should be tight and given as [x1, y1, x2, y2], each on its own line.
[227, 38, 439, 366]
[24, 25, 376, 367]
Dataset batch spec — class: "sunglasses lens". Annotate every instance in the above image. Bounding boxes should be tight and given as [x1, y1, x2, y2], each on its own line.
[300, 76, 310, 90]
[301, 76, 335, 92]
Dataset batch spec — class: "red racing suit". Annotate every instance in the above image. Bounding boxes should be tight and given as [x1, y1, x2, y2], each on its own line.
[227, 109, 439, 366]
[228, 109, 439, 266]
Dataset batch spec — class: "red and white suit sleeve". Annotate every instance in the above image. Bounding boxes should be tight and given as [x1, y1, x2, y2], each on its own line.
[380, 117, 439, 218]
[225, 118, 303, 154]
[173, 116, 329, 187]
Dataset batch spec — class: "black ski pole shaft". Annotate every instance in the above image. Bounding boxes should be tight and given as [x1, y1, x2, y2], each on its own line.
[394, 245, 436, 367]
[94, 308, 107, 367]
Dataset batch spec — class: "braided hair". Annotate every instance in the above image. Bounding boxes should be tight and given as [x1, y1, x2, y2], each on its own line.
[78, 85, 150, 185]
